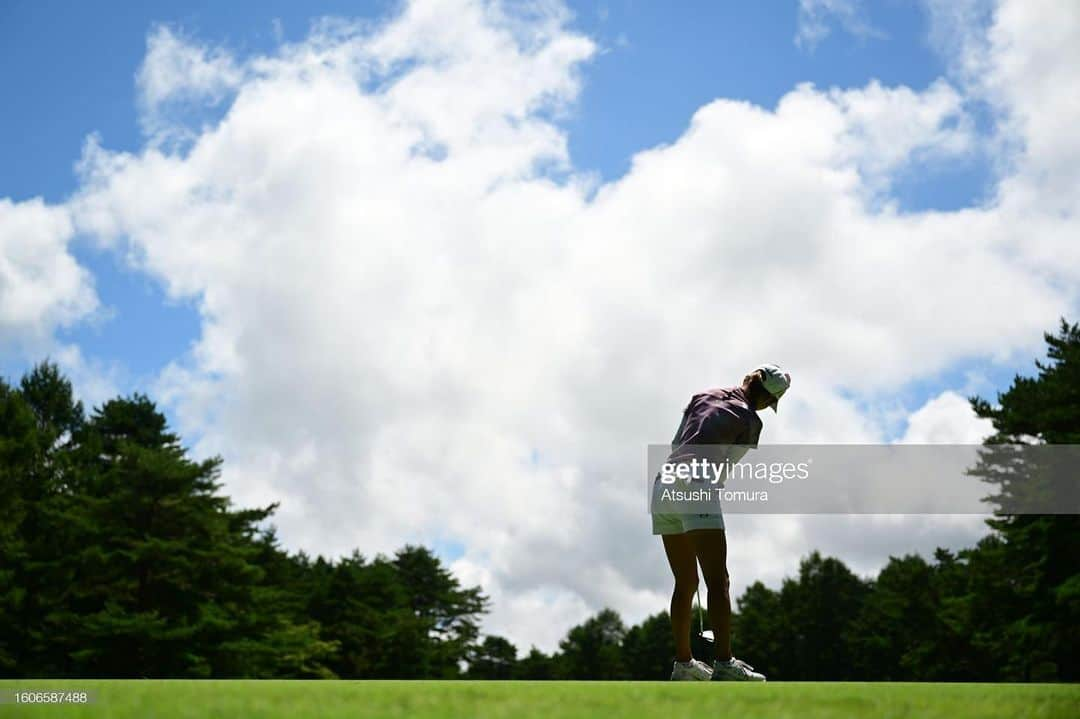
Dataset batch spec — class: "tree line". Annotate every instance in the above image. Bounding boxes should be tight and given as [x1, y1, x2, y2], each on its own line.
[1, 321, 1077, 680]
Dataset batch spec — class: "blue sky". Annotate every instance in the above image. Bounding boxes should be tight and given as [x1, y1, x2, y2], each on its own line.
[1, 1, 974, 202]
[0, 0, 1011, 414]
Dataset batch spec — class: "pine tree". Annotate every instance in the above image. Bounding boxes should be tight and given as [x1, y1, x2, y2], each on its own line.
[0, 377, 41, 674]
[1, 362, 86, 676]
[556, 608, 628, 679]
[513, 647, 557, 679]
[619, 612, 673, 679]
[46, 394, 279, 677]
[466, 635, 517, 679]
[393, 545, 487, 677]
[969, 319, 1080, 680]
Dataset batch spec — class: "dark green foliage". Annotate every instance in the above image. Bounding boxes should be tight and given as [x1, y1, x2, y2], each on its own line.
[393, 545, 487, 676]
[2, 364, 87, 676]
[966, 319, 1080, 680]
[556, 608, 628, 679]
[731, 552, 869, 681]
[19, 360, 85, 444]
[621, 611, 673, 680]
[512, 647, 558, 679]
[779, 552, 870, 680]
[970, 319, 1080, 445]
[0, 362, 484, 679]
[0, 377, 39, 672]
[847, 554, 938, 680]
[467, 635, 517, 679]
[13, 386, 287, 677]
[303, 547, 486, 679]
[731, 580, 784, 678]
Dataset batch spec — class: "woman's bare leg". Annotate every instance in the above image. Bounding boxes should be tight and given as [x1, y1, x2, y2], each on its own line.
[688, 528, 732, 661]
[661, 533, 699, 662]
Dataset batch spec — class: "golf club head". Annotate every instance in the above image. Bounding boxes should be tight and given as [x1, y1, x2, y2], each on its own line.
[699, 630, 715, 643]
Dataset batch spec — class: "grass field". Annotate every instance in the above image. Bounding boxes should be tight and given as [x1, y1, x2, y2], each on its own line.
[1, 680, 1077, 718]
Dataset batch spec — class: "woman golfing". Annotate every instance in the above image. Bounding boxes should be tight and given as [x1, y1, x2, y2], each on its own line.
[654, 364, 790, 681]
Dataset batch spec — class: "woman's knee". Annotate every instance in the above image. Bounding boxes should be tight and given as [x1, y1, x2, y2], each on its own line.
[673, 573, 699, 598]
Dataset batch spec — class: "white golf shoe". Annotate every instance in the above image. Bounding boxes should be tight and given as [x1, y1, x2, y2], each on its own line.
[711, 657, 766, 681]
[670, 658, 714, 681]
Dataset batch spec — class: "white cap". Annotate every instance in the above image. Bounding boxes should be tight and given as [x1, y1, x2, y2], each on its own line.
[755, 363, 791, 412]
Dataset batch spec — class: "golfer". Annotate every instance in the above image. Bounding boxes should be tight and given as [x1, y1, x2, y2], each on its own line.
[654, 364, 790, 681]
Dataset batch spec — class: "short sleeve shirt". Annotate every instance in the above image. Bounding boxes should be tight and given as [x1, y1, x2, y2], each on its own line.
[668, 386, 763, 465]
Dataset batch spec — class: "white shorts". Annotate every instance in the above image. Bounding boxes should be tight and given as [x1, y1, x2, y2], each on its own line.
[651, 510, 725, 535]
[649, 475, 725, 535]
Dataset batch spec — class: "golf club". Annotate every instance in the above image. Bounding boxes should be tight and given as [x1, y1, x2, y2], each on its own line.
[696, 587, 714, 643]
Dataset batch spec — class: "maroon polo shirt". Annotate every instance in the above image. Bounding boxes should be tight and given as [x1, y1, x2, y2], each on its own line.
[668, 386, 762, 464]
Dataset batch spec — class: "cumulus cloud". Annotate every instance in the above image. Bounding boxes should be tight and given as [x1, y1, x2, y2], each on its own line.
[50, 343, 127, 412]
[795, 0, 884, 50]
[925, 0, 1080, 267]
[827, 79, 973, 192]
[900, 391, 994, 444]
[0, 198, 99, 357]
[3, 0, 1077, 650]
[136, 25, 245, 142]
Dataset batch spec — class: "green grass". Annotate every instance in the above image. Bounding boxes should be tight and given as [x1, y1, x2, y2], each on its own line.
[1, 680, 1077, 719]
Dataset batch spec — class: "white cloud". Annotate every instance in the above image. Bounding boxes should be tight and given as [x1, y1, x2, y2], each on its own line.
[900, 390, 994, 444]
[827, 79, 973, 192]
[137, 25, 243, 108]
[51, 343, 127, 412]
[3, 0, 1076, 651]
[0, 198, 99, 357]
[0, 200, 125, 408]
[136, 25, 245, 142]
[796, 0, 884, 50]
[925, 0, 1080, 271]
